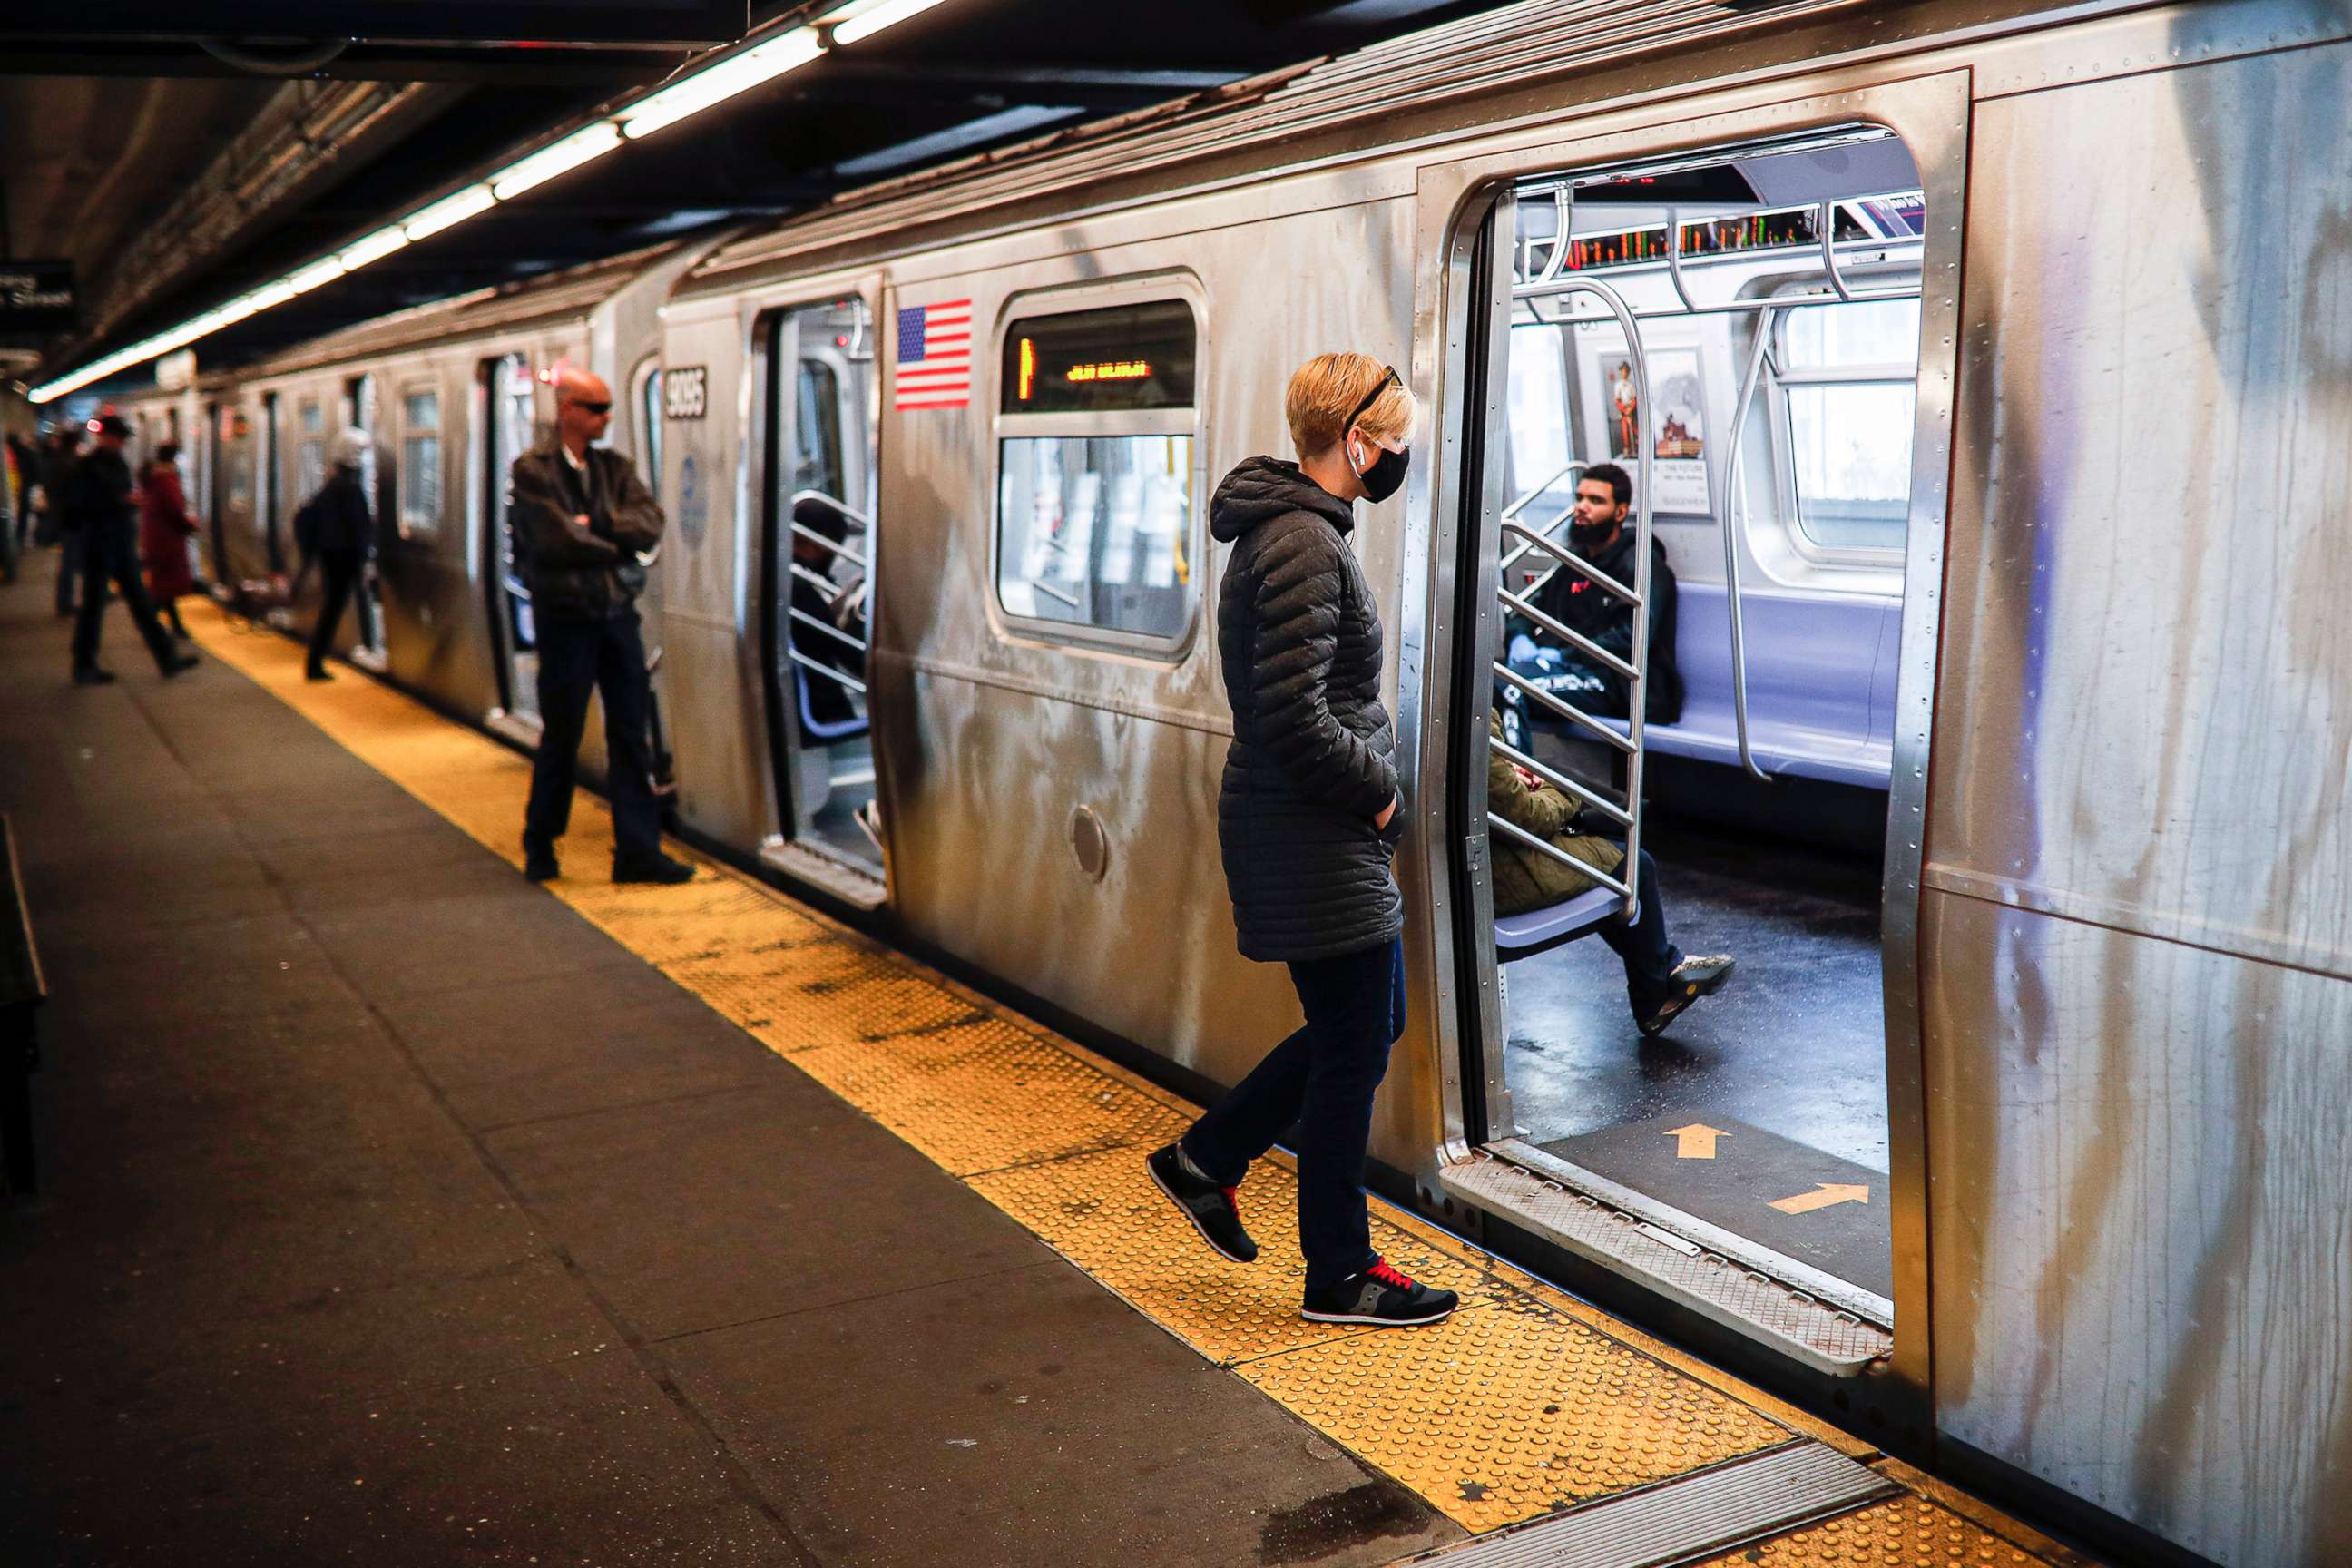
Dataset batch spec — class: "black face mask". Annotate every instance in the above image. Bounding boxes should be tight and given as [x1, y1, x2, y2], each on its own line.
[1351, 434, 1410, 504]
[1343, 364, 1410, 504]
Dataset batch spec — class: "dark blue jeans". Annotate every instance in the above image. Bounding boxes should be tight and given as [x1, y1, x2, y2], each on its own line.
[1596, 848, 1681, 1009]
[1182, 936, 1406, 1289]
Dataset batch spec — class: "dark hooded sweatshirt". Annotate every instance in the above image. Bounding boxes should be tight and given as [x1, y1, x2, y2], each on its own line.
[1211, 456, 1405, 964]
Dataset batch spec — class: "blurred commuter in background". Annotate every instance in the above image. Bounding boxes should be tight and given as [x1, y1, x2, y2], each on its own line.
[47, 427, 84, 618]
[301, 429, 375, 681]
[66, 416, 195, 685]
[140, 442, 200, 641]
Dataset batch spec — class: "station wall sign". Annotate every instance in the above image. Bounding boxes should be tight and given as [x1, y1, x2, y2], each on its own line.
[0, 261, 75, 332]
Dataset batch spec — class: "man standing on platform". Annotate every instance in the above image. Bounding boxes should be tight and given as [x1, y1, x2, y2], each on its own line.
[511, 367, 691, 886]
[67, 416, 196, 686]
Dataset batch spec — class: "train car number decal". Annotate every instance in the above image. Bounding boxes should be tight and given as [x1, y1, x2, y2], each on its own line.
[664, 366, 709, 420]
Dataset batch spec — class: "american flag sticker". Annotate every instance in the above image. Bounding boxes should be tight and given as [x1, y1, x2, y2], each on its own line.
[892, 298, 973, 410]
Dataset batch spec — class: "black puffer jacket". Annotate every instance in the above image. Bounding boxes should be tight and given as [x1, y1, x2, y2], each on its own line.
[1212, 457, 1405, 963]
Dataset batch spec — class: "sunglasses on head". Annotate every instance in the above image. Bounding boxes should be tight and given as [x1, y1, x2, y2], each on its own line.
[567, 398, 612, 416]
[1345, 365, 1403, 432]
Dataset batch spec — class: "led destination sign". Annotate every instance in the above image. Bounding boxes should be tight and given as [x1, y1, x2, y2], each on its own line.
[1002, 299, 1195, 415]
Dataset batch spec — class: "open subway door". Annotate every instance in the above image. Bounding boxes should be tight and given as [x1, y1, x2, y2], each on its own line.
[1419, 74, 1969, 1428]
[757, 293, 887, 906]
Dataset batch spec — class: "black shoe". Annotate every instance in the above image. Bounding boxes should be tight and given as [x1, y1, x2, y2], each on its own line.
[523, 838, 560, 883]
[161, 653, 199, 679]
[612, 851, 694, 885]
[72, 665, 116, 685]
[1146, 1143, 1258, 1264]
[305, 664, 335, 682]
[1301, 1259, 1458, 1327]
[1634, 955, 1736, 1038]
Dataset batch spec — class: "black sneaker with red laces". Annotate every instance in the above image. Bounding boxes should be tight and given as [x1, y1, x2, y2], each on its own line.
[1301, 1259, 1458, 1327]
[1146, 1143, 1257, 1263]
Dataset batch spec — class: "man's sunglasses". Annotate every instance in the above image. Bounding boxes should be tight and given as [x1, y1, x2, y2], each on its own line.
[566, 398, 612, 415]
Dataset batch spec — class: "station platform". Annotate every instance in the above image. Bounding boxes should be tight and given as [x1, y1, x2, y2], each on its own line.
[0, 556, 2090, 1567]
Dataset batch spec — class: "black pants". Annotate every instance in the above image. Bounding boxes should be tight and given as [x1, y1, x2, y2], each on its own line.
[307, 549, 362, 674]
[1594, 848, 1681, 1009]
[72, 527, 175, 674]
[1182, 936, 1407, 1289]
[54, 527, 84, 615]
[524, 608, 662, 864]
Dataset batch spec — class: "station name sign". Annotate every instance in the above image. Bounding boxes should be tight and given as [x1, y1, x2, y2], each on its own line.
[0, 261, 75, 332]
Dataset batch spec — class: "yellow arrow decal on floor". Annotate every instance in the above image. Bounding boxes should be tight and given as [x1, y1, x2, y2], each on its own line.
[1664, 1124, 1726, 1160]
[1769, 1183, 1871, 1214]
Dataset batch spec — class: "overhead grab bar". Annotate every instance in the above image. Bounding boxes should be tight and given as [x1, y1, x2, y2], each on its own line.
[1818, 201, 1856, 302]
[1663, 207, 1700, 316]
[1720, 308, 1778, 782]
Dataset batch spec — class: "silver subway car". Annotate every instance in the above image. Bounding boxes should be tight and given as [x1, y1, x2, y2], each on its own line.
[178, 1, 2352, 1561]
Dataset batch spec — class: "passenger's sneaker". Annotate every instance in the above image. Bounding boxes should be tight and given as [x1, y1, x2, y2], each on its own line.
[72, 665, 116, 686]
[1301, 1259, 1457, 1327]
[523, 837, 560, 884]
[161, 652, 199, 679]
[612, 850, 694, 885]
[1146, 1143, 1257, 1263]
[1634, 955, 1736, 1037]
[305, 664, 336, 682]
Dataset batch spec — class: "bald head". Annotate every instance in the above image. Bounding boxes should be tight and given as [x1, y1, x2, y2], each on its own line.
[554, 366, 612, 458]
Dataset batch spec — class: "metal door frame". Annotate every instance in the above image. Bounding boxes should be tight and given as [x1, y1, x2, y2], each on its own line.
[747, 279, 888, 894]
[1406, 67, 1971, 1412]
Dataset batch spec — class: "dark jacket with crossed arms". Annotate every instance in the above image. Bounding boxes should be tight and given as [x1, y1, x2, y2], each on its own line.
[509, 441, 663, 622]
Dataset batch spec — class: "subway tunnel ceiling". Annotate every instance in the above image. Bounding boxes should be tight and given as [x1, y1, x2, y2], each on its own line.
[2, 0, 1522, 395]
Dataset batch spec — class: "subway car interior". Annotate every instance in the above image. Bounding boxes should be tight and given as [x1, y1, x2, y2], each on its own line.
[1474, 129, 1925, 1314]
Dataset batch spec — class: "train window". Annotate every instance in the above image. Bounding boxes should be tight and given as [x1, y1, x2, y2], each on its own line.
[1775, 298, 1920, 554]
[993, 295, 1200, 649]
[795, 360, 844, 498]
[635, 361, 662, 481]
[399, 387, 442, 537]
[1506, 323, 1574, 507]
[298, 400, 325, 506]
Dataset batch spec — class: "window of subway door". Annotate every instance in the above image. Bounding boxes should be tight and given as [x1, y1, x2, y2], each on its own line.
[985, 279, 1206, 660]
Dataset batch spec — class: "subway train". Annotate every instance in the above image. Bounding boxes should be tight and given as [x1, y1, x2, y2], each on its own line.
[111, 1, 2352, 1562]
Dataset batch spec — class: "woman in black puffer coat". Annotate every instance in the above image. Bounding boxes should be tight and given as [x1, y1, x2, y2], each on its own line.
[1144, 353, 1457, 1329]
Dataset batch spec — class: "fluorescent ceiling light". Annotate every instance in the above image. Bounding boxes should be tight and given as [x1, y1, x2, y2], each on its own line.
[490, 122, 623, 201]
[339, 224, 412, 270]
[621, 25, 823, 140]
[403, 184, 495, 241]
[32, 0, 966, 404]
[286, 258, 348, 295]
[828, 0, 952, 45]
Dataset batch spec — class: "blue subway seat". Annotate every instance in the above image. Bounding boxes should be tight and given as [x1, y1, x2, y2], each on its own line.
[1586, 583, 1897, 791]
[796, 663, 868, 743]
[1494, 886, 1622, 961]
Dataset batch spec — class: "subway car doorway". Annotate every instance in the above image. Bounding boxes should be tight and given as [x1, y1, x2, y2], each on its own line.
[1449, 128, 1933, 1340]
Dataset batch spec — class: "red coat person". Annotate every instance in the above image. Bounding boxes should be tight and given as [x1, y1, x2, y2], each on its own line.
[140, 458, 199, 602]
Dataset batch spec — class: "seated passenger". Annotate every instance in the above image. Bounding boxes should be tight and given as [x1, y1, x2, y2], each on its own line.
[789, 494, 867, 737]
[1504, 460, 1683, 726]
[1489, 711, 1731, 1036]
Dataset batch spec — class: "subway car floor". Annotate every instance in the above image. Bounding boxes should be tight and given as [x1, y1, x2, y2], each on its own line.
[0, 554, 2084, 1566]
[1498, 822, 1893, 1296]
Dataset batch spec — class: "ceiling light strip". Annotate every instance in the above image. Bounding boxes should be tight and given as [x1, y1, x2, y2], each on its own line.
[29, 0, 955, 403]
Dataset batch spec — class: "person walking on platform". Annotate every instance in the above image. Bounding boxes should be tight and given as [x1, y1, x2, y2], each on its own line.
[5, 431, 37, 554]
[67, 416, 196, 686]
[1147, 353, 1456, 1328]
[140, 443, 201, 641]
[47, 427, 85, 619]
[513, 367, 691, 887]
[300, 430, 376, 681]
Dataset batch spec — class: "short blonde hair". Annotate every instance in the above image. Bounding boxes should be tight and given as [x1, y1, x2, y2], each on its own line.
[1285, 352, 1416, 459]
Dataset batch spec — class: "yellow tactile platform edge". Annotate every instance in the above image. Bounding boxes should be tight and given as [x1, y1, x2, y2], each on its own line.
[183, 601, 2074, 1561]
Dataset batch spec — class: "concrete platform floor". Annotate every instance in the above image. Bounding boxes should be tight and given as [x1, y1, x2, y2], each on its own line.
[0, 553, 1455, 1566]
